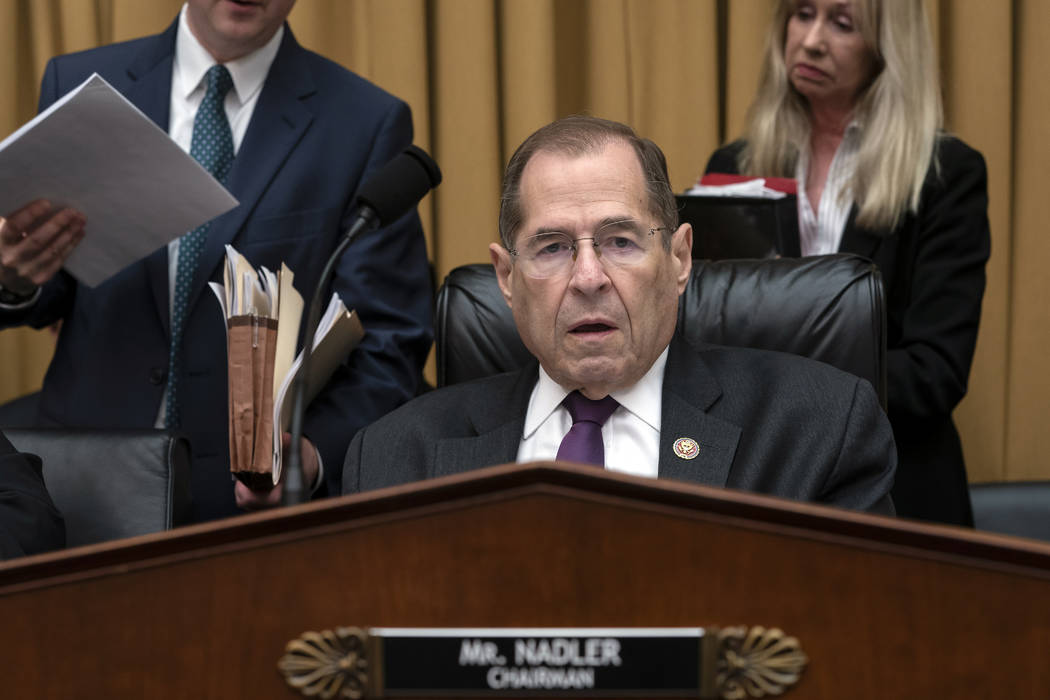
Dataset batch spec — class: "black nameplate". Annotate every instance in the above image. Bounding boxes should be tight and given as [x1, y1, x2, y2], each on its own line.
[375, 628, 708, 696]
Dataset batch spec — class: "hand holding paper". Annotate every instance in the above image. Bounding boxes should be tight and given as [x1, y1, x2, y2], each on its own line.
[0, 199, 85, 294]
[0, 73, 238, 287]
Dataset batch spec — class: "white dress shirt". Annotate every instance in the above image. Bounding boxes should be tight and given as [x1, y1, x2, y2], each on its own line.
[517, 347, 669, 478]
[796, 121, 860, 256]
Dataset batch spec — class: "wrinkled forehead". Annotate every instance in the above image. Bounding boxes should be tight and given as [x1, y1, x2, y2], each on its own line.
[516, 142, 650, 237]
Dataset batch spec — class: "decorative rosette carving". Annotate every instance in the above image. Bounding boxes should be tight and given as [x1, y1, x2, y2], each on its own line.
[278, 626, 370, 699]
[717, 626, 808, 698]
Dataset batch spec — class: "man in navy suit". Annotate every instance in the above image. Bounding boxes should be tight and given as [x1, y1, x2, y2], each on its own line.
[344, 116, 895, 514]
[0, 0, 432, 520]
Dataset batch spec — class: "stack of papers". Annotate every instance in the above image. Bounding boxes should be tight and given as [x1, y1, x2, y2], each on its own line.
[685, 178, 790, 200]
[211, 245, 364, 487]
[0, 73, 238, 287]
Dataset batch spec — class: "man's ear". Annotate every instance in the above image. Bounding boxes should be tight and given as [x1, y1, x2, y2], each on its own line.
[490, 242, 514, 309]
[671, 223, 693, 294]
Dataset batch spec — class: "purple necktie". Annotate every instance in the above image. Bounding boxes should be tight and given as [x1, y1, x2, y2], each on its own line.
[555, 391, 620, 466]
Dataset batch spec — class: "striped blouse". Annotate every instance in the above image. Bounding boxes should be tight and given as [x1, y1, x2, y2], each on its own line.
[795, 122, 861, 256]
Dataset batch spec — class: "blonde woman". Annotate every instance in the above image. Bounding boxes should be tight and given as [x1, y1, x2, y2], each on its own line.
[705, 0, 990, 525]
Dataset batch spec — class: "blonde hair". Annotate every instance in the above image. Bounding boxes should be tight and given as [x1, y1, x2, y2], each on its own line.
[740, 0, 942, 230]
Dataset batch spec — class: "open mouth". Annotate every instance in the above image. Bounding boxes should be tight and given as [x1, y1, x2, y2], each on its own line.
[570, 323, 614, 334]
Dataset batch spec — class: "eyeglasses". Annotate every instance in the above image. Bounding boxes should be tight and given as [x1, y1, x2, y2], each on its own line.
[508, 222, 668, 279]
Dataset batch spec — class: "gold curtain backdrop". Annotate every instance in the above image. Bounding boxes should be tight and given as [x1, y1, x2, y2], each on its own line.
[1, 0, 1046, 484]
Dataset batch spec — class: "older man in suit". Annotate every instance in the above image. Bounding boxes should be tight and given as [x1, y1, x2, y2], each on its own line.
[0, 0, 432, 520]
[343, 116, 895, 514]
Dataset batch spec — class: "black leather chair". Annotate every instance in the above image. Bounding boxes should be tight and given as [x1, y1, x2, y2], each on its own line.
[436, 253, 886, 405]
[5, 429, 192, 547]
[969, 481, 1050, 542]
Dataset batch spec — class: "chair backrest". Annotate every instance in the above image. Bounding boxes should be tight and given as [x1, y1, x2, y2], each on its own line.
[969, 481, 1050, 542]
[436, 254, 886, 405]
[5, 429, 192, 548]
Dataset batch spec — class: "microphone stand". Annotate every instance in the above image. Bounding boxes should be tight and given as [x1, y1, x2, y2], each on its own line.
[282, 207, 379, 506]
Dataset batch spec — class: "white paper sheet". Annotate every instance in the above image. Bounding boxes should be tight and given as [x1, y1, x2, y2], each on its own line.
[0, 73, 239, 287]
[684, 179, 788, 199]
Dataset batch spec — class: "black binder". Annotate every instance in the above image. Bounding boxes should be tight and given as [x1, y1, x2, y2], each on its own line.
[676, 194, 801, 260]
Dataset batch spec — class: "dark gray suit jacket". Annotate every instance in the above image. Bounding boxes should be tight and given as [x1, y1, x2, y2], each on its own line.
[344, 336, 896, 514]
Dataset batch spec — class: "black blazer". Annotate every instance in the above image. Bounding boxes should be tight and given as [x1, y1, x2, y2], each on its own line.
[706, 136, 990, 525]
[344, 335, 896, 515]
[0, 431, 64, 559]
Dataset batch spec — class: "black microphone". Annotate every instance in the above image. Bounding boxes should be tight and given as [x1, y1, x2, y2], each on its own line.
[282, 146, 442, 506]
[351, 144, 443, 230]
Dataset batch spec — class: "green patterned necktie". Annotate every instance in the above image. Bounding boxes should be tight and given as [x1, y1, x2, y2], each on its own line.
[165, 64, 234, 429]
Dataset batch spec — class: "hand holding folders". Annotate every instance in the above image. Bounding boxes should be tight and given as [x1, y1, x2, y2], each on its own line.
[210, 245, 363, 489]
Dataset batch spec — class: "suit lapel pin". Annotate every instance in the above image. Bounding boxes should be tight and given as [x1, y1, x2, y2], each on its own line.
[673, 437, 699, 460]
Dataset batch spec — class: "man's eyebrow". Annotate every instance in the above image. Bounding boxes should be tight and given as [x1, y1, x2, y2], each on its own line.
[596, 217, 643, 232]
[526, 217, 641, 237]
[530, 226, 570, 236]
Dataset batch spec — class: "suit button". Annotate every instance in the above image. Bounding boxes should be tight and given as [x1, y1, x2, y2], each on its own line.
[149, 367, 167, 386]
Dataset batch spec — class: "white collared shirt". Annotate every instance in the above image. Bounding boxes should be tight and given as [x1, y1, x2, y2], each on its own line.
[517, 347, 668, 478]
[796, 122, 860, 256]
[169, 2, 283, 153]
